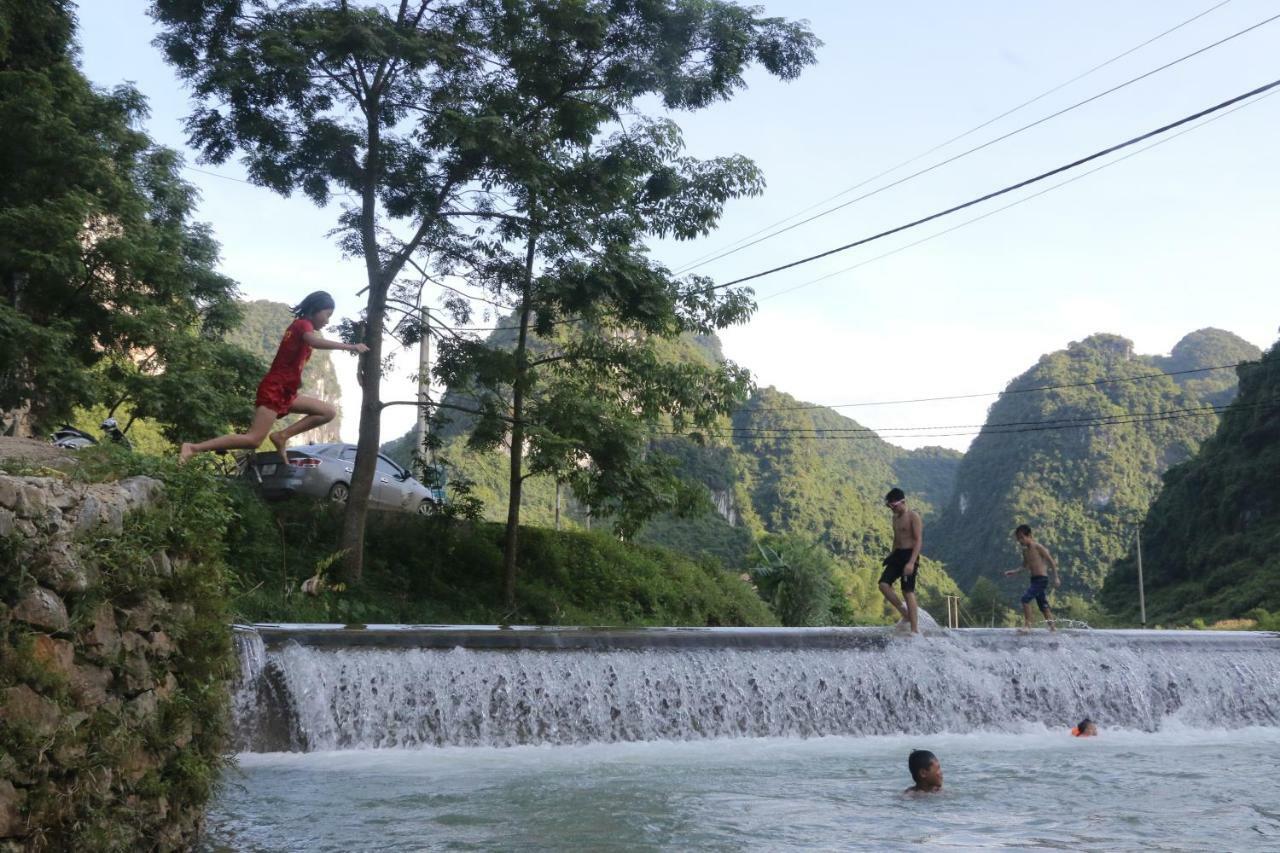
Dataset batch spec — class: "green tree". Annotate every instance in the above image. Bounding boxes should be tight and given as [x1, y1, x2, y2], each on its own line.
[152, 0, 817, 589]
[0, 1, 257, 440]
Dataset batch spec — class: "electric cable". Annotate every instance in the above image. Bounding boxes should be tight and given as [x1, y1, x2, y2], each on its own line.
[679, 7, 1278, 274]
[672, 0, 1235, 273]
[711, 77, 1280, 290]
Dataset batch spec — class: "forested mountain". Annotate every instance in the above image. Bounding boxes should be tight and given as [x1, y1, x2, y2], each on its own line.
[225, 300, 343, 442]
[1101, 337, 1280, 624]
[931, 329, 1260, 599]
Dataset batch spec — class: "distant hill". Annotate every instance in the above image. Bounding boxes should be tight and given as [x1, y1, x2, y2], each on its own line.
[931, 329, 1260, 600]
[1101, 336, 1279, 624]
[225, 299, 343, 443]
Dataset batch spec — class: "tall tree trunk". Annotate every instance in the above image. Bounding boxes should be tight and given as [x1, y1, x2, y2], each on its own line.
[339, 100, 384, 585]
[501, 231, 537, 613]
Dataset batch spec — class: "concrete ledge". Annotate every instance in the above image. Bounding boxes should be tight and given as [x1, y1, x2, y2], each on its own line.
[239, 623, 1280, 652]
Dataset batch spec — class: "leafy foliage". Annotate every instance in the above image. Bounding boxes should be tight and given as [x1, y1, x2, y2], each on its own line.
[932, 330, 1260, 599]
[224, 494, 776, 628]
[0, 2, 258, 439]
[1101, 337, 1280, 623]
[151, 0, 819, 586]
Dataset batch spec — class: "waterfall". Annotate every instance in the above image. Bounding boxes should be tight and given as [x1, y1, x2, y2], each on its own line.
[230, 626, 1280, 752]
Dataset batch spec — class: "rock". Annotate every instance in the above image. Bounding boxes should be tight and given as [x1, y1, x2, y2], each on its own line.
[74, 494, 101, 535]
[121, 632, 154, 693]
[120, 592, 165, 632]
[155, 671, 179, 701]
[0, 779, 24, 839]
[80, 602, 120, 661]
[119, 748, 159, 784]
[147, 631, 174, 658]
[12, 586, 68, 632]
[14, 483, 47, 519]
[171, 716, 193, 750]
[0, 507, 14, 537]
[117, 476, 163, 510]
[2, 685, 61, 737]
[31, 634, 76, 681]
[0, 477, 18, 511]
[69, 663, 113, 708]
[126, 690, 159, 724]
[30, 541, 95, 595]
[147, 551, 173, 578]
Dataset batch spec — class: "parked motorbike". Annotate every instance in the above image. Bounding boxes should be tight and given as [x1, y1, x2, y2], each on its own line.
[50, 417, 133, 451]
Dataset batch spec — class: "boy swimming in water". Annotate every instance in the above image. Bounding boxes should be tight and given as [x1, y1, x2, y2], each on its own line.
[1004, 524, 1059, 632]
[904, 749, 943, 794]
[879, 488, 923, 634]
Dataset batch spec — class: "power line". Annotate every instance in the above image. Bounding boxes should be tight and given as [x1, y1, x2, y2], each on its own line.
[757, 84, 1279, 302]
[672, 0, 1235, 273]
[713, 77, 1280, 290]
[740, 362, 1250, 412]
[680, 6, 1276, 274]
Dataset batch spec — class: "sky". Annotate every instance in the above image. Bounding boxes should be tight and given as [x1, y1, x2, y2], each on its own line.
[73, 0, 1280, 450]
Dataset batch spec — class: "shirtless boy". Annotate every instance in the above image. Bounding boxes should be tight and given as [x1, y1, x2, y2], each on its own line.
[879, 488, 923, 634]
[904, 749, 943, 794]
[1004, 524, 1060, 631]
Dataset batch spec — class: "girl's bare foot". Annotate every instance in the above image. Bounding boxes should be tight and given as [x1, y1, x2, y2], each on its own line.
[269, 431, 289, 464]
[179, 443, 196, 463]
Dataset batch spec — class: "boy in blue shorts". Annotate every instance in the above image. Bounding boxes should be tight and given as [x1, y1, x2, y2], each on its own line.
[1004, 524, 1059, 631]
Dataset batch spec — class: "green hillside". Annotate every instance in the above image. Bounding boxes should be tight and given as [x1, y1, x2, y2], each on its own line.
[932, 329, 1260, 599]
[224, 299, 344, 442]
[1100, 338, 1279, 624]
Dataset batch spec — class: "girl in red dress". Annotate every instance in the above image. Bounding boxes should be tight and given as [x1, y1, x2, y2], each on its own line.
[180, 291, 367, 463]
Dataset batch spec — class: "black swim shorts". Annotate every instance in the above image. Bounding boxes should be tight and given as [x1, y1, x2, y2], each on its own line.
[879, 548, 919, 593]
[1020, 575, 1051, 612]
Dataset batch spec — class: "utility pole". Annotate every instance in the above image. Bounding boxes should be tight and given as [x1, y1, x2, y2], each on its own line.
[1136, 525, 1146, 627]
[415, 301, 431, 481]
[554, 481, 561, 530]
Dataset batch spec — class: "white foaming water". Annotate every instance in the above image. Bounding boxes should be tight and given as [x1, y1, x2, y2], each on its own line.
[231, 628, 1280, 751]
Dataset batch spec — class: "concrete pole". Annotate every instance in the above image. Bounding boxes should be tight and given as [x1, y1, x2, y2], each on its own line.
[1136, 526, 1146, 627]
[415, 304, 431, 480]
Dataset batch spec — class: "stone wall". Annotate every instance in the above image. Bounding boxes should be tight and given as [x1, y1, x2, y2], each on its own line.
[1, 469, 232, 851]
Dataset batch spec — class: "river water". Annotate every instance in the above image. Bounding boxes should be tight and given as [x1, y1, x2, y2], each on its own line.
[204, 726, 1280, 851]
[212, 627, 1280, 849]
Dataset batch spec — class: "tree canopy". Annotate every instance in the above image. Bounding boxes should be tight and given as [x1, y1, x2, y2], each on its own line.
[0, 0, 257, 440]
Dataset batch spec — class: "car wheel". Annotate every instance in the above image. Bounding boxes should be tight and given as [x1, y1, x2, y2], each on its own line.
[417, 499, 433, 515]
[329, 482, 350, 504]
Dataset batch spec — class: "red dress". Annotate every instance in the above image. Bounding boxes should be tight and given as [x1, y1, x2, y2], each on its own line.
[255, 318, 314, 416]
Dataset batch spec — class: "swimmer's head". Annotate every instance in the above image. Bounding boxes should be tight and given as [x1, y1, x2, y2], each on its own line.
[908, 749, 942, 788]
[1014, 524, 1033, 543]
[1073, 718, 1097, 737]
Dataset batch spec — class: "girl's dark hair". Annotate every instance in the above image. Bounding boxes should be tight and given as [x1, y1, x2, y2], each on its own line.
[1077, 717, 1093, 731]
[908, 749, 937, 781]
[292, 291, 335, 318]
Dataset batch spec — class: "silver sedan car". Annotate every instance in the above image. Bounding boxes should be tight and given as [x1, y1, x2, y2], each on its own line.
[243, 443, 443, 514]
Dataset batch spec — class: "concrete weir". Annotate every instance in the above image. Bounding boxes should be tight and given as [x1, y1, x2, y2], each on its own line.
[231, 624, 1280, 752]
